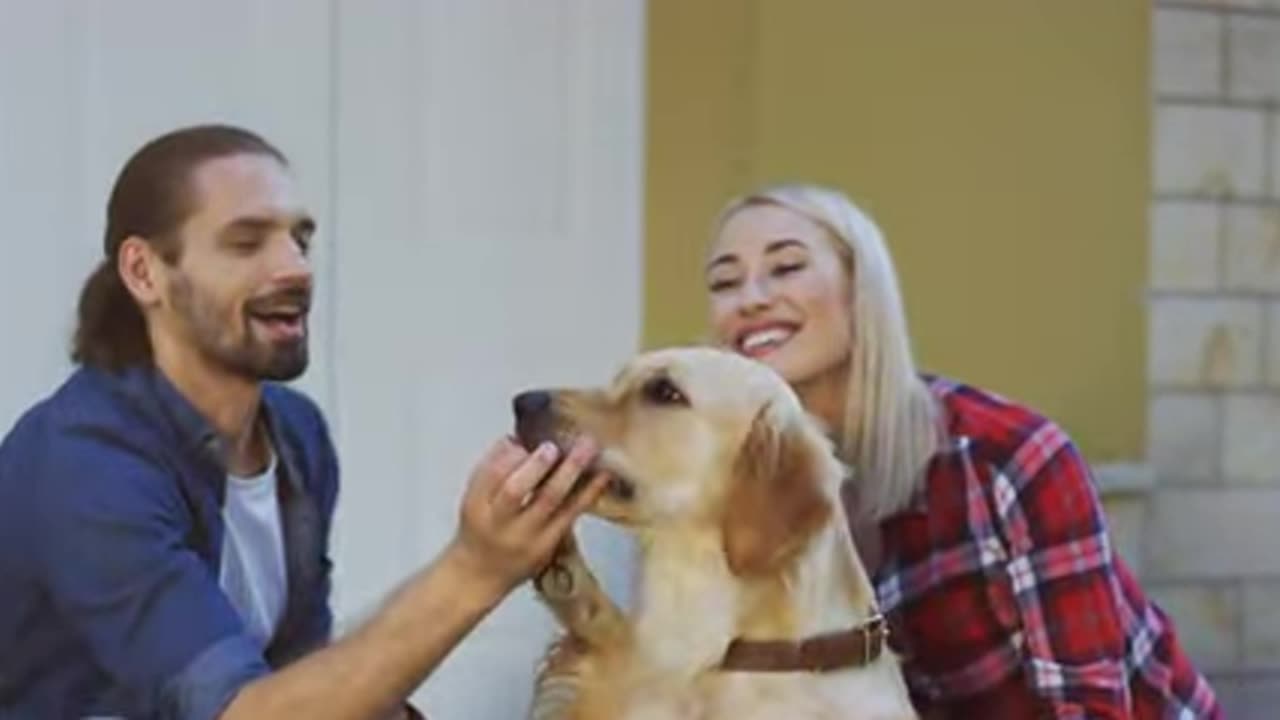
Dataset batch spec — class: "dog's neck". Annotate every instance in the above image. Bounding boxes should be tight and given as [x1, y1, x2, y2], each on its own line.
[735, 508, 875, 641]
[632, 526, 740, 678]
[630, 497, 877, 679]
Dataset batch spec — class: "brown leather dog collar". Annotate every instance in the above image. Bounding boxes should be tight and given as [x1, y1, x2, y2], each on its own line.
[719, 613, 889, 673]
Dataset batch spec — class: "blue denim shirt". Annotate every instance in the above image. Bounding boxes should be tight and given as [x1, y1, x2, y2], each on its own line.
[0, 365, 338, 719]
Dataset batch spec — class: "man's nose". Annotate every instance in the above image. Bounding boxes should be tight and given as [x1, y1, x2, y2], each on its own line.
[269, 235, 313, 284]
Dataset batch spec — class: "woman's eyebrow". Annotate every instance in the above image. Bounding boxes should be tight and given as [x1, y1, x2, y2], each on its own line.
[706, 238, 807, 273]
[706, 253, 740, 273]
[764, 238, 806, 254]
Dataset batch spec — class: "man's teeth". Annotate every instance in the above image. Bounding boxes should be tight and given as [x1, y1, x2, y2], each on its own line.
[255, 310, 302, 320]
[741, 327, 793, 351]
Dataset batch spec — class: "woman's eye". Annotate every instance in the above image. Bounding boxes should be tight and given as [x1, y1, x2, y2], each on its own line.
[773, 262, 806, 277]
[708, 277, 741, 293]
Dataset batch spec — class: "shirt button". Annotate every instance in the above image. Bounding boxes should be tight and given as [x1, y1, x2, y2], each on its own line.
[980, 537, 1004, 565]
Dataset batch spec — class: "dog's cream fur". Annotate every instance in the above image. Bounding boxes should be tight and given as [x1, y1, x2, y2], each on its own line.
[517, 348, 917, 720]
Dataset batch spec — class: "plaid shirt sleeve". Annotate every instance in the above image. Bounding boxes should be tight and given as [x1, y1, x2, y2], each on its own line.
[988, 418, 1132, 718]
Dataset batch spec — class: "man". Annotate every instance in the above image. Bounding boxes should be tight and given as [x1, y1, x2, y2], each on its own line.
[0, 124, 607, 719]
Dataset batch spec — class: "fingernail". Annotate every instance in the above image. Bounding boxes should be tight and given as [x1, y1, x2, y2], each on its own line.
[538, 442, 559, 460]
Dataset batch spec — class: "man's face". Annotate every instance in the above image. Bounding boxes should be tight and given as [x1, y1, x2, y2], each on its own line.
[155, 153, 315, 382]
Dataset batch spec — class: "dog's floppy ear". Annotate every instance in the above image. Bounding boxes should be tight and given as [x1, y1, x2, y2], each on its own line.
[723, 403, 832, 577]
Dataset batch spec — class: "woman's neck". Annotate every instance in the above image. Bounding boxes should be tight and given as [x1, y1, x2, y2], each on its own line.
[793, 360, 851, 440]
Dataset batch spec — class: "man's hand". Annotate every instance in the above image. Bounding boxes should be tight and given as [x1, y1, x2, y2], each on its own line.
[448, 436, 610, 596]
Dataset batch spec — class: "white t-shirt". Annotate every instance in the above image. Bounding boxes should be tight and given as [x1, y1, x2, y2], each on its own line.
[219, 451, 287, 649]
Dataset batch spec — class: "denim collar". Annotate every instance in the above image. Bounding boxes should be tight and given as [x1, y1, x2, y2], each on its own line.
[107, 364, 307, 498]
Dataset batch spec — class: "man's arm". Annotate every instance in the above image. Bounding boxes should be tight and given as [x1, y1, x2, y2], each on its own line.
[36, 423, 602, 720]
[220, 436, 608, 720]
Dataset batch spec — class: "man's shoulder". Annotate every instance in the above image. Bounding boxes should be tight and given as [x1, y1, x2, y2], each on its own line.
[2, 366, 157, 457]
[0, 366, 183, 538]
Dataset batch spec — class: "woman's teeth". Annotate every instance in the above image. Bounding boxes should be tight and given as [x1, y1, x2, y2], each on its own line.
[741, 327, 794, 352]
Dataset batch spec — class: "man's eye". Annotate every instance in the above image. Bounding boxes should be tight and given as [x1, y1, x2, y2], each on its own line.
[292, 228, 313, 254]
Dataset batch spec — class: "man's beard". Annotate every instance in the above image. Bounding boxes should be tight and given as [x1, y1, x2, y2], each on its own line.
[169, 271, 310, 382]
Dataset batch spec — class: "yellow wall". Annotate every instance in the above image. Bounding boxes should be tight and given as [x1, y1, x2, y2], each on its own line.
[645, 1, 1149, 462]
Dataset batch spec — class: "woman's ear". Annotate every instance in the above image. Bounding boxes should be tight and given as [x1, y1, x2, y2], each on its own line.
[722, 403, 831, 577]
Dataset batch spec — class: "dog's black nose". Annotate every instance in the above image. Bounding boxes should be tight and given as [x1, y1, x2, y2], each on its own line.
[513, 390, 552, 421]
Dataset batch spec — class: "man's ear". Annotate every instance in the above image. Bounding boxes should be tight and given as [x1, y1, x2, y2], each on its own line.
[117, 235, 165, 308]
[722, 404, 832, 577]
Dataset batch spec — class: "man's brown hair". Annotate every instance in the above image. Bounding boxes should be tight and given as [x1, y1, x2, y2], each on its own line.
[71, 124, 288, 371]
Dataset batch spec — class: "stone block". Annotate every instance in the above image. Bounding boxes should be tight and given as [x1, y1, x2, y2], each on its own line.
[1156, 9, 1223, 97]
[1149, 297, 1263, 388]
[1223, 206, 1280, 292]
[1146, 488, 1280, 579]
[1152, 201, 1220, 291]
[1223, 393, 1280, 484]
[1155, 105, 1265, 197]
[1229, 14, 1280, 102]
[1244, 580, 1280, 667]
[1150, 581, 1241, 671]
[1148, 392, 1220, 482]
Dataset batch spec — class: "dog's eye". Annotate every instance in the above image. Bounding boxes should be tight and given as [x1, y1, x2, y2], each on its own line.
[642, 376, 688, 406]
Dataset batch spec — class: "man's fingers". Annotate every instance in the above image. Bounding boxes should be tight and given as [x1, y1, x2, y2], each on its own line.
[544, 470, 611, 542]
[469, 437, 528, 499]
[490, 441, 561, 518]
[523, 437, 599, 524]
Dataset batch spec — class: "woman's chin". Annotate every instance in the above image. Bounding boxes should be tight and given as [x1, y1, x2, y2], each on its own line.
[723, 340, 806, 382]
[742, 346, 797, 378]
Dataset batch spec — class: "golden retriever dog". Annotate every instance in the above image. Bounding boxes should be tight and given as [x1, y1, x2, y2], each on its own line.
[512, 347, 917, 720]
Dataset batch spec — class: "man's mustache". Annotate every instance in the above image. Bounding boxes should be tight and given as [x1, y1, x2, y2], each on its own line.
[245, 284, 312, 315]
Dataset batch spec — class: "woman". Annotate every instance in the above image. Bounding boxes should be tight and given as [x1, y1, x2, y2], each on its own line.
[704, 183, 1220, 717]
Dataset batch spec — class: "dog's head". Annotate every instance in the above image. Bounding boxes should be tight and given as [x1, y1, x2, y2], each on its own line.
[513, 346, 842, 577]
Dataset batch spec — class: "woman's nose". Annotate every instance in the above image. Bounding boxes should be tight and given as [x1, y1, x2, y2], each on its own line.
[738, 276, 774, 311]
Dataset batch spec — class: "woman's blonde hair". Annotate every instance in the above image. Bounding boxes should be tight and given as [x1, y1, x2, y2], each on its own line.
[714, 183, 943, 521]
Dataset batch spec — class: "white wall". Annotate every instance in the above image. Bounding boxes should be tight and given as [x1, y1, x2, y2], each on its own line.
[0, 2, 645, 717]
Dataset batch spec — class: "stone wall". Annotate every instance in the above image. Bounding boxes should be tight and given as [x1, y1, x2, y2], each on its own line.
[1146, 1, 1280, 714]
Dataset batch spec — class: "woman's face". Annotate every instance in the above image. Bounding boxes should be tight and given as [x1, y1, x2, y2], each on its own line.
[706, 203, 853, 387]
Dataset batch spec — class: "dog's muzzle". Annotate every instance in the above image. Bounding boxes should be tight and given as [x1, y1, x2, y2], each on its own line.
[510, 389, 635, 501]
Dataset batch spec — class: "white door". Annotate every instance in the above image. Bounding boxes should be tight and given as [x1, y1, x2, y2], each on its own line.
[0, 2, 645, 716]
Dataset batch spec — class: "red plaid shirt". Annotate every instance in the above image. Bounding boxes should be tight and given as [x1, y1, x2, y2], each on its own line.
[869, 376, 1221, 719]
